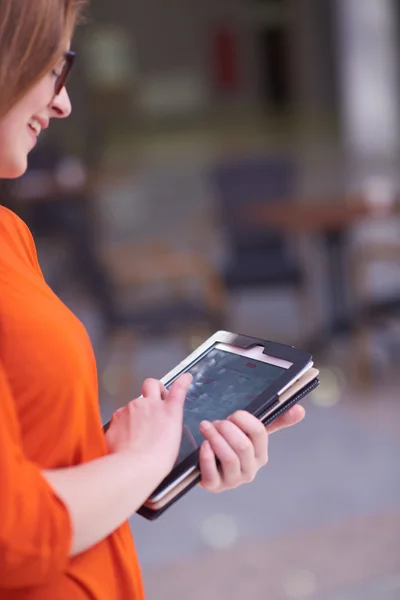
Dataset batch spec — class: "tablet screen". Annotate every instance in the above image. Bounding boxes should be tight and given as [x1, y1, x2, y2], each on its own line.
[166, 348, 286, 464]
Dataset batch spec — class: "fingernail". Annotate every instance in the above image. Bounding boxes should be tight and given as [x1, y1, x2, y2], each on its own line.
[200, 420, 213, 431]
[202, 440, 211, 453]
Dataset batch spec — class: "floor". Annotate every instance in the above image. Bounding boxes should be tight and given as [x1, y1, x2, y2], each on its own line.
[140, 514, 400, 600]
[128, 375, 400, 600]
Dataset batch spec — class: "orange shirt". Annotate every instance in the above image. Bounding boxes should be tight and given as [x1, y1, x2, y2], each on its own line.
[0, 206, 145, 599]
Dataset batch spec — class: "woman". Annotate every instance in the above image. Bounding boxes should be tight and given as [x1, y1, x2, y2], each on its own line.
[0, 1, 305, 598]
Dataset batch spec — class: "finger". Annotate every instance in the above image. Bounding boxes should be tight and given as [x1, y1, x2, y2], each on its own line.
[228, 411, 269, 465]
[199, 440, 221, 491]
[199, 420, 241, 487]
[166, 373, 193, 412]
[266, 405, 306, 435]
[214, 419, 257, 481]
[160, 384, 169, 401]
[112, 406, 123, 419]
[141, 378, 164, 398]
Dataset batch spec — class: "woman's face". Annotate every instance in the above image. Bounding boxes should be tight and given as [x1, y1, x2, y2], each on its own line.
[0, 55, 72, 179]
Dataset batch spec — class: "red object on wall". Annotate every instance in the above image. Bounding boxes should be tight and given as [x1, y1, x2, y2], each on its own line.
[212, 25, 239, 94]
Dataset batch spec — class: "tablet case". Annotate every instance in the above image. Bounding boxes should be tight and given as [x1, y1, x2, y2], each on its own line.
[137, 367, 319, 521]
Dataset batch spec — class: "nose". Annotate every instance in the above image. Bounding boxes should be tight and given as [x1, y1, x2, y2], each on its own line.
[50, 87, 72, 119]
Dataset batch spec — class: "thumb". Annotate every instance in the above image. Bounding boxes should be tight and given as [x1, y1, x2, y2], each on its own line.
[165, 372, 192, 414]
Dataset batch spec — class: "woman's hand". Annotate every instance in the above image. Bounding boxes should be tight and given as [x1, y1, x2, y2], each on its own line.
[106, 373, 192, 477]
[198, 404, 305, 493]
[45, 374, 193, 557]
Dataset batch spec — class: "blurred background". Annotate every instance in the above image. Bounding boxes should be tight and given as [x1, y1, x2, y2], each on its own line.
[7, 0, 400, 597]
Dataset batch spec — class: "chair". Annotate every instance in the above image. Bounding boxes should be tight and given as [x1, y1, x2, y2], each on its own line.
[209, 155, 311, 341]
[93, 167, 227, 406]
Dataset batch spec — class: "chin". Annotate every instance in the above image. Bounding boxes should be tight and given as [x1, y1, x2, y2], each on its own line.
[2, 156, 29, 179]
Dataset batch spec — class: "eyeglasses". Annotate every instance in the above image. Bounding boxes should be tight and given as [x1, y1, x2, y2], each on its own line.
[54, 51, 76, 96]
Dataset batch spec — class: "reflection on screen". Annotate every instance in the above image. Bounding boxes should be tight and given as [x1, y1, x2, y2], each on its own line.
[166, 348, 286, 464]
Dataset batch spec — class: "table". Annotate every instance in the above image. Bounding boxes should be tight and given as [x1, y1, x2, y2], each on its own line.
[245, 196, 400, 353]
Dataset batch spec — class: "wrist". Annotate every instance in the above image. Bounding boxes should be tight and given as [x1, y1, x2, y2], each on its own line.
[116, 447, 173, 493]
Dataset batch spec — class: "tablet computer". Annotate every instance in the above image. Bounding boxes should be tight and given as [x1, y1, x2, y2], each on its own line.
[134, 331, 319, 519]
[143, 366, 319, 518]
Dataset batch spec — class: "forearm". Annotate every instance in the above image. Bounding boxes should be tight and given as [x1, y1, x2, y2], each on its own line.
[43, 450, 165, 557]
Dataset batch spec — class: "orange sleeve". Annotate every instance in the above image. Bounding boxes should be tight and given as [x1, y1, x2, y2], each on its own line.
[0, 360, 72, 589]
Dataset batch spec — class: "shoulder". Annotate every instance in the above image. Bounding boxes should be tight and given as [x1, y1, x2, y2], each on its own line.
[0, 206, 42, 274]
[0, 205, 34, 247]
[1, 205, 28, 233]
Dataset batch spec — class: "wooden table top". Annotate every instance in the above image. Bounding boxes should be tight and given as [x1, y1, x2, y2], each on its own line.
[245, 196, 399, 234]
